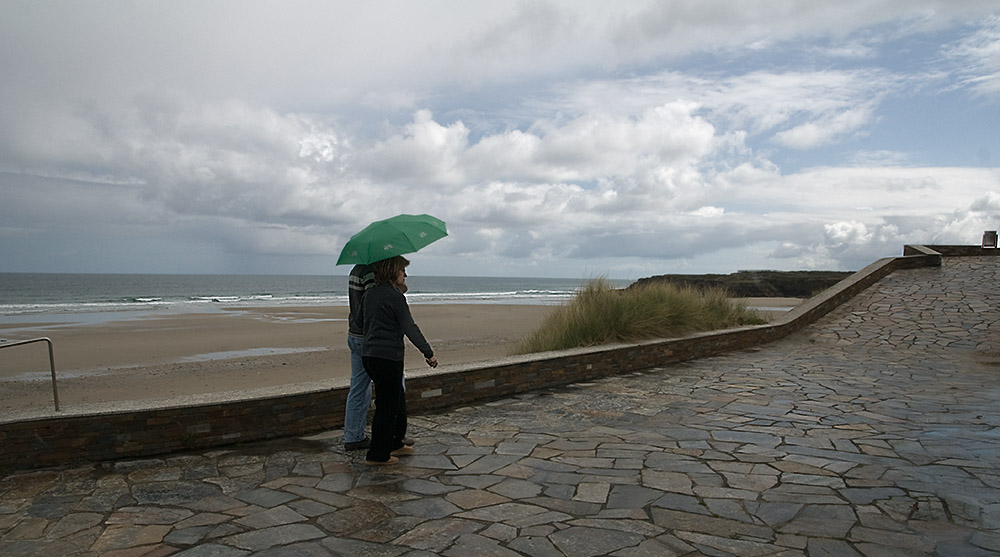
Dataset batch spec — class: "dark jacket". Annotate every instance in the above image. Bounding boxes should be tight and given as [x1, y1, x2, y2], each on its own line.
[359, 283, 434, 362]
[347, 264, 374, 337]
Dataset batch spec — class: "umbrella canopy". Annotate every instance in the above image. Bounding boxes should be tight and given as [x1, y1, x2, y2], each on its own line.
[336, 213, 448, 265]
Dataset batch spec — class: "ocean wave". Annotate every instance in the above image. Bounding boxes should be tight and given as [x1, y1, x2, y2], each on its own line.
[0, 301, 168, 316]
[406, 289, 576, 304]
[0, 274, 633, 318]
[190, 296, 242, 303]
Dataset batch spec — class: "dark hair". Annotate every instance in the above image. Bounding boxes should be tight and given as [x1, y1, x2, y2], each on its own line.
[372, 255, 409, 285]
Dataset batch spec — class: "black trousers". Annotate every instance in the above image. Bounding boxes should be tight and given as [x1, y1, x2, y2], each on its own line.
[362, 356, 407, 461]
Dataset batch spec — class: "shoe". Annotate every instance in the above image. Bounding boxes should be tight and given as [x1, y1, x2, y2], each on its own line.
[364, 456, 399, 466]
[391, 445, 415, 456]
[344, 437, 370, 451]
[402, 437, 415, 446]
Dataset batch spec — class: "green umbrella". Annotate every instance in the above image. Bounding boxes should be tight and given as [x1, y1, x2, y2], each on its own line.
[336, 213, 448, 265]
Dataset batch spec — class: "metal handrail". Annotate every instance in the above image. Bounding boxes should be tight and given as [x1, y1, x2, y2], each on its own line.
[0, 338, 60, 411]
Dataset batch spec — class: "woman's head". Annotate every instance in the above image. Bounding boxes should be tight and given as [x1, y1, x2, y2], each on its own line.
[372, 255, 410, 285]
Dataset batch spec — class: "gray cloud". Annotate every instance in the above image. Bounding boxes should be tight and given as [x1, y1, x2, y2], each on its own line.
[1, 2, 998, 277]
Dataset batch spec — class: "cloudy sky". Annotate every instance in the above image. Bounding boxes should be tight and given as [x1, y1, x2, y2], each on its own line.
[1, 1, 998, 279]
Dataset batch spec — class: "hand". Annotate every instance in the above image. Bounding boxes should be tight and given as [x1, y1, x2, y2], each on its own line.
[426, 356, 438, 368]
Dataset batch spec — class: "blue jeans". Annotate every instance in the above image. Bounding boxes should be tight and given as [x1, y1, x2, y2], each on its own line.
[344, 335, 372, 443]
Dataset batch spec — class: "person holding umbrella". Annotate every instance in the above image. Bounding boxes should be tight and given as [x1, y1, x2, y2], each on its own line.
[356, 255, 438, 465]
[337, 214, 447, 463]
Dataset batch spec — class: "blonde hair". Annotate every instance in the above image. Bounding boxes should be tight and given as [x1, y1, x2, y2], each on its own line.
[372, 255, 410, 285]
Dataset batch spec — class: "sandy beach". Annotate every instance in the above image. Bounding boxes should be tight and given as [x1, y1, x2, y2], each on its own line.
[0, 299, 799, 416]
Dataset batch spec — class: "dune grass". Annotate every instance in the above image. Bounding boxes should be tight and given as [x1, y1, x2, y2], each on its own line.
[512, 278, 768, 354]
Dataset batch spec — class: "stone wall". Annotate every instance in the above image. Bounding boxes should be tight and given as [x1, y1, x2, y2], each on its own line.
[0, 247, 956, 472]
[903, 245, 999, 257]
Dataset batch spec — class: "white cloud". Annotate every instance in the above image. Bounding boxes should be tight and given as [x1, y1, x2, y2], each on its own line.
[849, 150, 913, 166]
[943, 15, 1000, 97]
[932, 191, 1000, 245]
[553, 69, 902, 154]
[691, 206, 725, 217]
[825, 220, 875, 249]
[970, 191, 1000, 211]
[462, 100, 715, 185]
[773, 104, 876, 149]
[362, 110, 471, 187]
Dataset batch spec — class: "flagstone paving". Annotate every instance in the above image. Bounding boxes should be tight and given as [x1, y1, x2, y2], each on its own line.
[1, 256, 998, 556]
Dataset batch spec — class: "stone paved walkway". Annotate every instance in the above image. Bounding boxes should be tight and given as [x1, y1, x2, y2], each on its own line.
[1, 256, 998, 556]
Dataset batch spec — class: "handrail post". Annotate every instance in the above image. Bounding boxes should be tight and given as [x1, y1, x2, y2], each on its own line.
[0, 337, 60, 411]
[47, 338, 59, 411]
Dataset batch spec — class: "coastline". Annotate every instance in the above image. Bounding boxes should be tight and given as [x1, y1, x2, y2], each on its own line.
[0, 299, 799, 415]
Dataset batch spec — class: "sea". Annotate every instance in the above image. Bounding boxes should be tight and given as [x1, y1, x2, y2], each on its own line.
[0, 273, 634, 324]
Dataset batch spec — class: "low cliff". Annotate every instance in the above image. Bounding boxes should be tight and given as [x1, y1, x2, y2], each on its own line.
[629, 270, 854, 298]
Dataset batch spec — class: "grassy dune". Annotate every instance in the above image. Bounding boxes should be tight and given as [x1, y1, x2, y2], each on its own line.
[513, 278, 767, 354]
